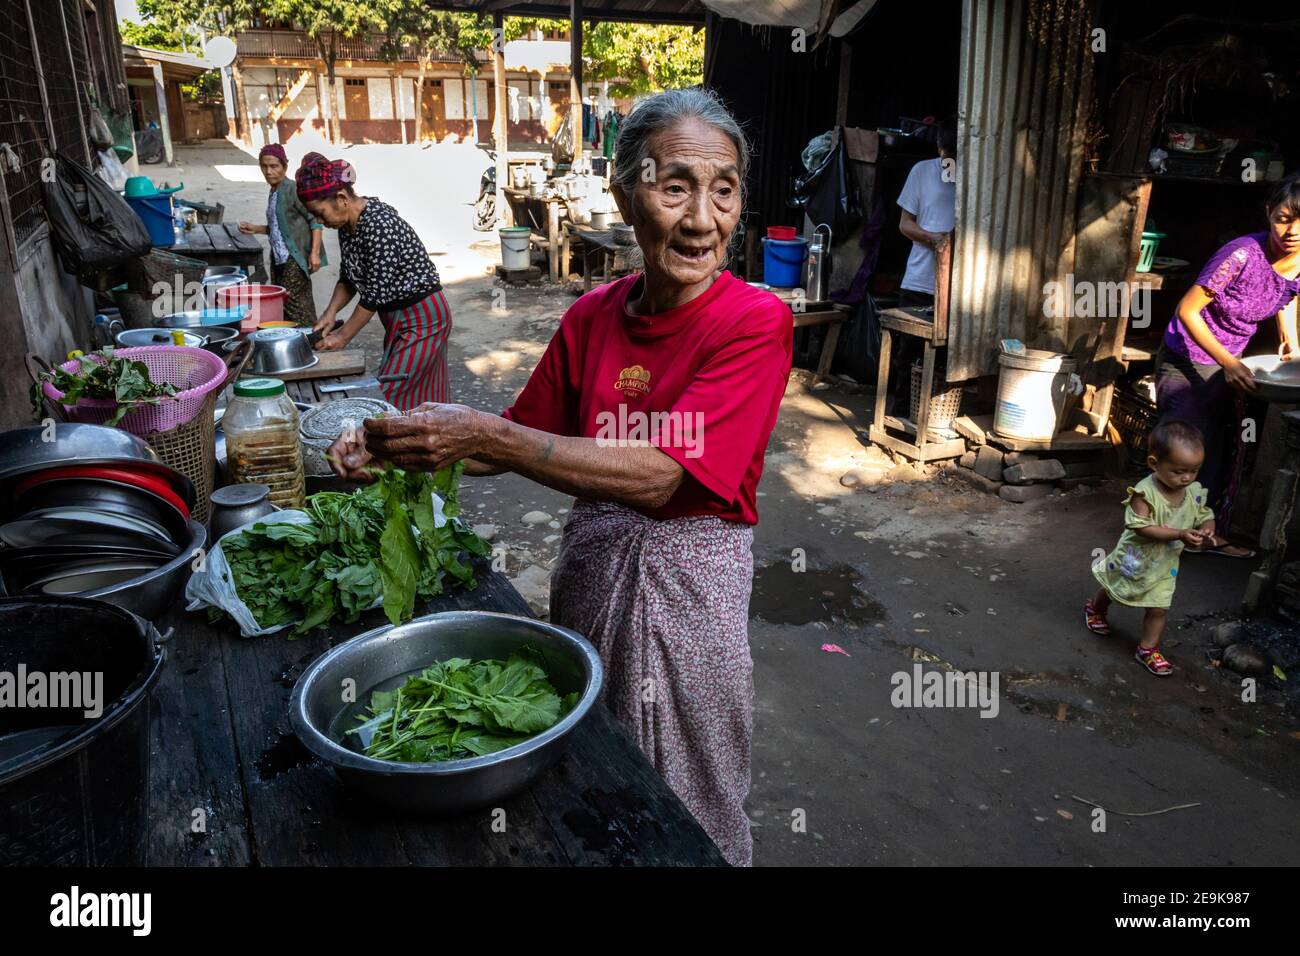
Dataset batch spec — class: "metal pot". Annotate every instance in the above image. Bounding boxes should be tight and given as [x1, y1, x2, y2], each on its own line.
[115, 327, 208, 349]
[154, 309, 246, 332]
[202, 274, 247, 309]
[82, 520, 206, 621]
[290, 611, 603, 813]
[0, 424, 195, 511]
[589, 209, 612, 229]
[202, 266, 245, 281]
[198, 325, 240, 353]
[209, 484, 276, 542]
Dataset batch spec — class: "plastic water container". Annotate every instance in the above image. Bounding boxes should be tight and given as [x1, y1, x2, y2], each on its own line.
[125, 194, 175, 248]
[994, 348, 1078, 441]
[762, 237, 809, 288]
[499, 226, 531, 270]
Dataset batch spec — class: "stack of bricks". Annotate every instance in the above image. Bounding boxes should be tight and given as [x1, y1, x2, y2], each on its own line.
[950, 447, 1105, 503]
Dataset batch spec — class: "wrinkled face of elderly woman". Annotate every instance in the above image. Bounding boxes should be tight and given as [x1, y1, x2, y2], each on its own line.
[614, 117, 742, 290]
[305, 190, 354, 230]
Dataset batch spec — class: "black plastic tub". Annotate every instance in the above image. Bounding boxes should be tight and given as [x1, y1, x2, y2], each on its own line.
[0, 597, 164, 866]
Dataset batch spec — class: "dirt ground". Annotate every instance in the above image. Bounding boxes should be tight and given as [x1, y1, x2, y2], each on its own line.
[171, 139, 1300, 866]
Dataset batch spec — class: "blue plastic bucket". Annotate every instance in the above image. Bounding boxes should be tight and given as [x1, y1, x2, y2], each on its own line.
[762, 237, 808, 288]
[126, 194, 175, 248]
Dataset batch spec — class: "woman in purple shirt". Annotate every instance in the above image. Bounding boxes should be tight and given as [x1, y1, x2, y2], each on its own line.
[1157, 175, 1300, 554]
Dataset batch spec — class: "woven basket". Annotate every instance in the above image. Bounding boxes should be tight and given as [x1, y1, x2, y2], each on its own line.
[910, 365, 963, 430]
[144, 389, 217, 526]
[44, 346, 227, 434]
[1110, 389, 1159, 472]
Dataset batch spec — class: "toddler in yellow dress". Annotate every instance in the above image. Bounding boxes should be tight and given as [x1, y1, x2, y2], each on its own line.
[1086, 420, 1215, 676]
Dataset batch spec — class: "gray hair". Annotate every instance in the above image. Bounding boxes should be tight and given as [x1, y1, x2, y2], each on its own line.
[612, 88, 750, 203]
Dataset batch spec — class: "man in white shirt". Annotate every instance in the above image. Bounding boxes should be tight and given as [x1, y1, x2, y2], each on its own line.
[886, 117, 956, 413]
[897, 118, 956, 305]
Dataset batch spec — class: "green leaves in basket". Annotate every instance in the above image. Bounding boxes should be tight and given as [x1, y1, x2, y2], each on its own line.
[30, 348, 178, 427]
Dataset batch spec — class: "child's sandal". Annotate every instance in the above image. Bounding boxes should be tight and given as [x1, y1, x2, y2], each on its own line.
[1083, 599, 1112, 636]
[1135, 647, 1173, 676]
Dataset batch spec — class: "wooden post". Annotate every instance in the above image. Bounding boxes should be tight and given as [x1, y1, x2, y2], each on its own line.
[570, 0, 583, 168]
[151, 61, 175, 165]
[493, 13, 508, 228]
[395, 74, 407, 144]
[835, 42, 852, 128]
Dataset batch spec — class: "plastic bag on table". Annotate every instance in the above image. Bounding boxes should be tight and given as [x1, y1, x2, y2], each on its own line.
[185, 489, 456, 638]
[185, 511, 316, 638]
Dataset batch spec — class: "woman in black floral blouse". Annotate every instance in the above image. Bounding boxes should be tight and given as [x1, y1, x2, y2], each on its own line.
[296, 157, 452, 410]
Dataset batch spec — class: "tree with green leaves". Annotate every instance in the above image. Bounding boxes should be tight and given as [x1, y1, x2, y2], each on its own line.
[374, 2, 487, 144]
[137, 0, 256, 136]
[264, 0, 378, 144]
[584, 23, 704, 96]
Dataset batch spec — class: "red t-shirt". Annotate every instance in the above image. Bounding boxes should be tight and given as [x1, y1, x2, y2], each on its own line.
[502, 270, 793, 524]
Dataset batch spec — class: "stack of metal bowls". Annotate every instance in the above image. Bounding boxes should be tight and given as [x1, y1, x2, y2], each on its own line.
[0, 424, 205, 620]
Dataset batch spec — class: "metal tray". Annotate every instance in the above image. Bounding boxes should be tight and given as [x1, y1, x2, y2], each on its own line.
[1242, 354, 1300, 403]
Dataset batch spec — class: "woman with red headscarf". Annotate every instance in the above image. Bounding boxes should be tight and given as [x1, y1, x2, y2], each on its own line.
[295, 156, 451, 410]
[237, 143, 324, 326]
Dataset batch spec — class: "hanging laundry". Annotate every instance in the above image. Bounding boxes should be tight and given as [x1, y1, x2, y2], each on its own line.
[603, 111, 618, 160]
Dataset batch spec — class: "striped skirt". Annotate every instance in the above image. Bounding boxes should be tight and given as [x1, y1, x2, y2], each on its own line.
[550, 500, 756, 866]
[378, 290, 452, 411]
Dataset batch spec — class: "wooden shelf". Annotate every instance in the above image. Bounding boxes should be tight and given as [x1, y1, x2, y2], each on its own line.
[985, 429, 1111, 453]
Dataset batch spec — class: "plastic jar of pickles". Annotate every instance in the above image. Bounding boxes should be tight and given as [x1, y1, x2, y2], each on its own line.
[223, 377, 306, 509]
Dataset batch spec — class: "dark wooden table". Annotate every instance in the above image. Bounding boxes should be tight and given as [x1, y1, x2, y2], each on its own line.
[560, 224, 640, 293]
[171, 223, 266, 282]
[147, 539, 724, 865]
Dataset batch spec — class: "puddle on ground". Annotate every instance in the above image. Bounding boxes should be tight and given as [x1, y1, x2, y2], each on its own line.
[750, 563, 885, 626]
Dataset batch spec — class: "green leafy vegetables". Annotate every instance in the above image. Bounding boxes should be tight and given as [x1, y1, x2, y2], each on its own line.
[221, 464, 490, 635]
[31, 349, 178, 426]
[349, 652, 580, 762]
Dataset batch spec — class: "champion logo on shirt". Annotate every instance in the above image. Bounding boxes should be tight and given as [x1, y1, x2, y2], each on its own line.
[615, 364, 651, 397]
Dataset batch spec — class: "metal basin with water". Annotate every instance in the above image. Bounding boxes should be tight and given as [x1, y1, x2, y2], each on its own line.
[290, 611, 602, 814]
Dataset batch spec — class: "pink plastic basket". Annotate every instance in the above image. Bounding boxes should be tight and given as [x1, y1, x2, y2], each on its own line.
[44, 346, 229, 435]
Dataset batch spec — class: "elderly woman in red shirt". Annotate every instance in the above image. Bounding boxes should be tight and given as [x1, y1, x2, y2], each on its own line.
[329, 88, 792, 866]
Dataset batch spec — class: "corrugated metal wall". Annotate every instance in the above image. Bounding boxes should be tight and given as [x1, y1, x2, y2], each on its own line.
[948, 0, 1097, 381]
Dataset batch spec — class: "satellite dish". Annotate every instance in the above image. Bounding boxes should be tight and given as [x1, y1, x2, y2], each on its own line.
[205, 36, 236, 69]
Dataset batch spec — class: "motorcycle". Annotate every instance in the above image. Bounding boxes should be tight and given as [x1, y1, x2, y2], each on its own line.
[472, 152, 497, 232]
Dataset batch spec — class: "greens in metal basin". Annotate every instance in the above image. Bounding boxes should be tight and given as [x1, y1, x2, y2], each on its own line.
[349, 652, 582, 762]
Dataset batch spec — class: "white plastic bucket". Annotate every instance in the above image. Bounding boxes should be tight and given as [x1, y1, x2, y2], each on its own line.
[994, 348, 1077, 441]
[499, 227, 531, 271]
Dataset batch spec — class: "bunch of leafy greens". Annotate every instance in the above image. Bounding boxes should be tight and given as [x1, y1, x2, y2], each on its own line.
[220, 463, 490, 636]
[349, 652, 580, 762]
[31, 349, 178, 426]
